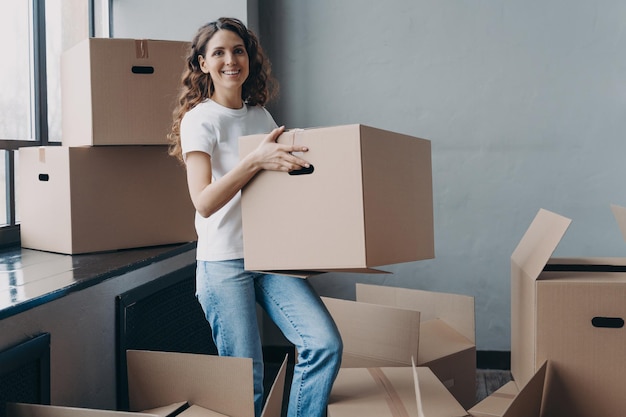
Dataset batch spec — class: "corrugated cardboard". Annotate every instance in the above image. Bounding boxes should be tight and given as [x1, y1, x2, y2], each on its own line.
[355, 284, 476, 409]
[321, 296, 421, 367]
[126, 350, 287, 417]
[468, 362, 548, 417]
[239, 124, 433, 273]
[19, 146, 196, 254]
[327, 362, 469, 417]
[61, 38, 188, 146]
[510, 207, 626, 417]
[6, 402, 161, 417]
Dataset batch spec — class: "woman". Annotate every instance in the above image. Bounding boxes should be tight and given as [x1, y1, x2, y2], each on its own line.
[168, 17, 342, 417]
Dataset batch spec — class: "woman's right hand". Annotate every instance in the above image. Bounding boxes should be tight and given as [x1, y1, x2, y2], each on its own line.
[250, 126, 311, 173]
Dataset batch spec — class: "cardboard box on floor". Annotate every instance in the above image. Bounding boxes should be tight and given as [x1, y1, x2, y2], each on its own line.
[125, 350, 287, 417]
[322, 283, 476, 410]
[329, 359, 549, 417]
[8, 351, 287, 417]
[238, 124, 433, 274]
[19, 146, 196, 254]
[508, 205, 626, 417]
[61, 38, 188, 146]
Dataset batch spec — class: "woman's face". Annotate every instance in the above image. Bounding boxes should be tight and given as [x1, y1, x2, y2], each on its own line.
[199, 29, 250, 104]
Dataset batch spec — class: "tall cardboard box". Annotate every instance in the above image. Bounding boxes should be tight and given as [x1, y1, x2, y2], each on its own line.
[61, 38, 188, 146]
[239, 125, 433, 273]
[19, 146, 196, 254]
[510, 206, 626, 417]
[355, 284, 476, 409]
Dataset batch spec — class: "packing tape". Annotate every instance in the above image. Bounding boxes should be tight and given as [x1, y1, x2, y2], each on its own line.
[368, 368, 411, 417]
[135, 39, 149, 59]
[490, 392, 516, 400]
[38, 147, 46, 163]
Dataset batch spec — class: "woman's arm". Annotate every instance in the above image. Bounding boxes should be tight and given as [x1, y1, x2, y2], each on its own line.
[186, 125, 310, 218]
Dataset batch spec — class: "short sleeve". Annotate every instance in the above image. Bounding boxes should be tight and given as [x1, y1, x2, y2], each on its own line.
[180, 106, 216, 159]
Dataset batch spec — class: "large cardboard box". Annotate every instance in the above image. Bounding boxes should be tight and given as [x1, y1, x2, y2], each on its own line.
[8, 352, 287, 417]
[329, 360, 548, 417]
[61, 38, 187, 146]
[239, 125, 433, 273]
[19, 146, 196, 254]
[355, 284, 477, 409]
[510, 206, 626, 417]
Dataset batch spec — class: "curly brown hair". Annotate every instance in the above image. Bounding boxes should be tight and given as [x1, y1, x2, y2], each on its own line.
[168, 17, 278, 162]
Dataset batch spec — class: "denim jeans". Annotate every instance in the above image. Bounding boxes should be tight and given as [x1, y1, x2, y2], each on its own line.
[196, 259, 343, 417]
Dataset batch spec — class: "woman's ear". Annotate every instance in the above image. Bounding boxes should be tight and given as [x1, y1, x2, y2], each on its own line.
[198, 55, 209, 74]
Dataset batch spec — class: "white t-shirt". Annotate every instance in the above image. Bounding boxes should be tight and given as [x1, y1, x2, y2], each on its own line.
[180, 99, 277, 261]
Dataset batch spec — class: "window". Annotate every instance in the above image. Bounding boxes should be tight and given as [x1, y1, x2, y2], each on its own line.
[0, 0, 109, 247]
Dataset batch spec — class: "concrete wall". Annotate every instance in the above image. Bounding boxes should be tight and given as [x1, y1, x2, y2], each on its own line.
[108, 0, 626, 351]
[257, 0, 626, 351]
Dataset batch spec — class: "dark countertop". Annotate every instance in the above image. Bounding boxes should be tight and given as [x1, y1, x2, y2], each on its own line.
[0, 242, 197, 321]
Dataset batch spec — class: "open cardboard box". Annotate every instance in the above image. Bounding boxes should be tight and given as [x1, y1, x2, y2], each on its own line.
[356, 284, 476, 409]
[9, 351, 287, 417]
[239, 124, 433, 275]
[329, 359, 549, 417]
[322, 284, 476, 409]
[508, 205, 626, 417]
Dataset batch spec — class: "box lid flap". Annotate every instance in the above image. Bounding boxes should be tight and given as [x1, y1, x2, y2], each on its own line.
[611, 204, 626, 243]
[6, 403, 160, 417]
[127, 350, 254, 417]
[322, 296, 420, 366]
[356, 283, 475, 343]
[467, 381, 518, 417]
[510, 209, 571, 281]
[260, 355, 288, 417]
[418, 319, 475, 364]
[501, 361, 547, 417]
[411, 359, 469, 417]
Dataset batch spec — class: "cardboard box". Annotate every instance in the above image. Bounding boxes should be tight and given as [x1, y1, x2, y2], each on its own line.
[329, 360, 549, 417]
[61, 38, 187, 146]
[19, 146, 196, 254]
[354, 284, 476, 409]
[126, 350, 287, 417]
[7, 403, 162, 417]
[510, 206, 626, 417]
[321, 296, 421, 368]
[239, 125, 433, 273]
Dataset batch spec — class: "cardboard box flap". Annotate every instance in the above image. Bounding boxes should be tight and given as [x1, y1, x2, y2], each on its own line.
[127, 350, 254, 417]
[177, 405, 230, 417]
[418, 319, 475, 365]
[611, 204, 626, 242]
[356, 283, 475, 343]
[411, 359, 469, 417]
[260, 355, 288, 417]
[6, 403, 161, 417]
[501, 362, 547, 417]
[322, 296, 420, 367]
[142, 402, 189, 416]
[510, 209, 571, 281]
[467, 381, 518, 417]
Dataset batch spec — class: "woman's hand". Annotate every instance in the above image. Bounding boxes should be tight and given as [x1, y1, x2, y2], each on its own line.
[249, 126, 311, 173]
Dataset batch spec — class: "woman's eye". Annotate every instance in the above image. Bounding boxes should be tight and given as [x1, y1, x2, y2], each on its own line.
[212, 50, 223, 56]
[235, 48, 245, 54]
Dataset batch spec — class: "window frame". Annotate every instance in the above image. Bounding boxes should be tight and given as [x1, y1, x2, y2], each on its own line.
[0, 0, 101, 248]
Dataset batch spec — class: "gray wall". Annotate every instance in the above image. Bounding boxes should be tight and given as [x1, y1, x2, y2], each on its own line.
[258, 0, 626, 351]
[114, 0, 626, 351]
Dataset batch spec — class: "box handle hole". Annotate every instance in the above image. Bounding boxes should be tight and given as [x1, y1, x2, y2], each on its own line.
[131, 66, 154, 74]
[38, 174, 49, 182]
[288, 165, 314, 176]
[591, 317, 624, 328]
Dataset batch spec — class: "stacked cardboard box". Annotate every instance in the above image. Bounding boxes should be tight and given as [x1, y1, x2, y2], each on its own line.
[8, 350, 288, 417]
[470, 204, 626, 417]
[19, 38, 197, 254]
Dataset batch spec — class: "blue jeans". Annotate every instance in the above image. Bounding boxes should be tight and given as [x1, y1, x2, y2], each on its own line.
[196, 259, 343, 417]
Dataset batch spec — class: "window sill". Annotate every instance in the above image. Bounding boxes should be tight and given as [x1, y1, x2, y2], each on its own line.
[0, 242, 197, 321]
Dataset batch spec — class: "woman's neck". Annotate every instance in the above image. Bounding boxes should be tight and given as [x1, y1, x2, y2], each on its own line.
[211, 90, 244, 109]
